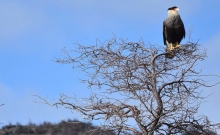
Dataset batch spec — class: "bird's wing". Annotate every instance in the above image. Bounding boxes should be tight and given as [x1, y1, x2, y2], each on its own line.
[163, 21, 167, 45]
[181, 16, 186, 38]
[173, 15, 185, 39]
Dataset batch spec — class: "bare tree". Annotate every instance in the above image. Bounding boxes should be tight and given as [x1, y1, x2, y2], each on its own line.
[36, 36, 220, 135]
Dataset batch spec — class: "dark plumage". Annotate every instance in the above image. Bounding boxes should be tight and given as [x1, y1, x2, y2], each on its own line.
[163, 6, 185, 53]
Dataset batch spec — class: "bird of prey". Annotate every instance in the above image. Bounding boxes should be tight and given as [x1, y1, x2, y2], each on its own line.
[163, 6, 185, 52]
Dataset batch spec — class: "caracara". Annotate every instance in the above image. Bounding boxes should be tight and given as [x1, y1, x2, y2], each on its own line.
[163, 6, 185, 53]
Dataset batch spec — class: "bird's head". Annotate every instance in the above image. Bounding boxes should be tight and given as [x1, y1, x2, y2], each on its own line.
[167, 6, 179, 16]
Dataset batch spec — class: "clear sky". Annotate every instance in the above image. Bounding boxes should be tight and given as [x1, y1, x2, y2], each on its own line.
[0, 0, 220, 130]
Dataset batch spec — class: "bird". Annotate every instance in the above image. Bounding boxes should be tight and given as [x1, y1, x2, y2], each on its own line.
[163, 6, 185, 53]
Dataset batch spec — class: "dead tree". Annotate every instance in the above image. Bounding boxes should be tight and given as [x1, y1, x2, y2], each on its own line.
[36, 37, 220, 135]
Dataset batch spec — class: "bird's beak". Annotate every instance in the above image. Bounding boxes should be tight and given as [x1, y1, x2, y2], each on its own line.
[176, 8, 179, 11]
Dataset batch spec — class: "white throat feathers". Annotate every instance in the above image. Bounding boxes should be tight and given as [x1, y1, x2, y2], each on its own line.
[168, 9, 179, 17]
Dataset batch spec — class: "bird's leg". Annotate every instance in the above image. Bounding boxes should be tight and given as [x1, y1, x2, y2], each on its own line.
[170, 43, 174, 50]
[166, 41, 172, 51]
[169, 43, 171, 50]
[174, 42, 181, 48]
[168, 44, 171, 51]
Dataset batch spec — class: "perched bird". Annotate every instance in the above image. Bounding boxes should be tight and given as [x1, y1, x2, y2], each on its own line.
[163, 6, 185, 52]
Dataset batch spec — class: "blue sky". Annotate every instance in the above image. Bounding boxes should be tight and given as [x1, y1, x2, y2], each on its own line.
[0, 0, 220, 129]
